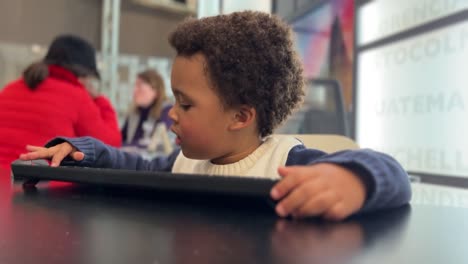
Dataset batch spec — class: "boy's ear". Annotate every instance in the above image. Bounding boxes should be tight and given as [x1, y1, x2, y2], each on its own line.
[229, 105, 256, 131]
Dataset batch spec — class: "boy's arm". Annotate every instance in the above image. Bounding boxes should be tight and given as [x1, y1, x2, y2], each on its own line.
[45, 137, 180, 172]
[285, 145, 412, 213]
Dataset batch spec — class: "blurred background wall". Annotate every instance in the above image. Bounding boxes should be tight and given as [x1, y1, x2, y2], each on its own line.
[0, 0, 356, 134]
[0, 0, 186, 57]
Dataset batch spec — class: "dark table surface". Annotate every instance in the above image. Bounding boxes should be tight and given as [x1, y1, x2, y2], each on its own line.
[1, 168, 467, 264]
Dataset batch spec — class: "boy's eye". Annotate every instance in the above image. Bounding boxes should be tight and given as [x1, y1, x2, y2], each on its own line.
[180, 104, 192, 111]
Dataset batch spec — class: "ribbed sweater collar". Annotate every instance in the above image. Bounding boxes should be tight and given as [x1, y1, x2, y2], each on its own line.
[199, 137, 276, 175]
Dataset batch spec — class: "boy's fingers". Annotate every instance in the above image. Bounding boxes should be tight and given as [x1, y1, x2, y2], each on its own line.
[25, 145, 45, 151]
[19, 152, 36, 160]
[323, 203, 349, 221]
[50, 145, 73, 167]
[277, 166, 316, 178]
[71, 151, 85, 161]
[50, 154, 66, 167]
[275, 180, 317, 217]
[20, 143, 81, 166]
[277, 166, 292, 177]
[19, 148, 50, 160]
[292, 191, 339, 219]
[271, 172, 311, 200]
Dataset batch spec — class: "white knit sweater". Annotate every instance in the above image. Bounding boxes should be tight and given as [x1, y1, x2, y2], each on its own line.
[171, 136, 301, 179]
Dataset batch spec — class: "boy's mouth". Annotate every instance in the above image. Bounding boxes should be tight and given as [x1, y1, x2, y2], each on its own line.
[171, 127, 182, 145]
[175, 136, 182, 146]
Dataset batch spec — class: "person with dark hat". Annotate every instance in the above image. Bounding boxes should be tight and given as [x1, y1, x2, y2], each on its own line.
[0, 34, 122, 168]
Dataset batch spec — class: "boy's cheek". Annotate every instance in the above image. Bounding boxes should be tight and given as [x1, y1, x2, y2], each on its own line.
[181, 122, 211, 144]
[179, 131, 214, 158]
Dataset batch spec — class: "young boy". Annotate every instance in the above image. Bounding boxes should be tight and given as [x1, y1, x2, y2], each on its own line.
[20, 11, 411, 220]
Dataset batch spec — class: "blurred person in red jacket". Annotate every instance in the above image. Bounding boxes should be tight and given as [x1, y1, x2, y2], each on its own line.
[0, 34, 121, 168]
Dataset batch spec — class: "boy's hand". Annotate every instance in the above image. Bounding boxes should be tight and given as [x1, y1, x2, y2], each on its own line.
[270, 164, 366, 221]
[19, 143, 85, 167]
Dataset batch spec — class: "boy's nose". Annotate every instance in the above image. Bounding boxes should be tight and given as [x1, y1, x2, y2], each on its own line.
[168, 105, 177, 123]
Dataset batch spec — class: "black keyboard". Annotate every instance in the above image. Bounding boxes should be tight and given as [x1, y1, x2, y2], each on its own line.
[11, 160, 278, 198]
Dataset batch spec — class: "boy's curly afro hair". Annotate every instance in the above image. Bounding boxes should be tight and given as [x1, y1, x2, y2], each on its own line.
[169, 11, 304, 137]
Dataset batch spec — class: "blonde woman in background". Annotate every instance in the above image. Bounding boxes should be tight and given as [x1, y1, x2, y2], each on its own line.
[121, 69, 173, 153]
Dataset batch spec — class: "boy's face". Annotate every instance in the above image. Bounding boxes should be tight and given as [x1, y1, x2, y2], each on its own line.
[168, 53, 238, 161]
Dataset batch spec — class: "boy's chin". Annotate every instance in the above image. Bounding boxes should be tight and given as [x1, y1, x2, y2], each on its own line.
[181, 149, 211, 160]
